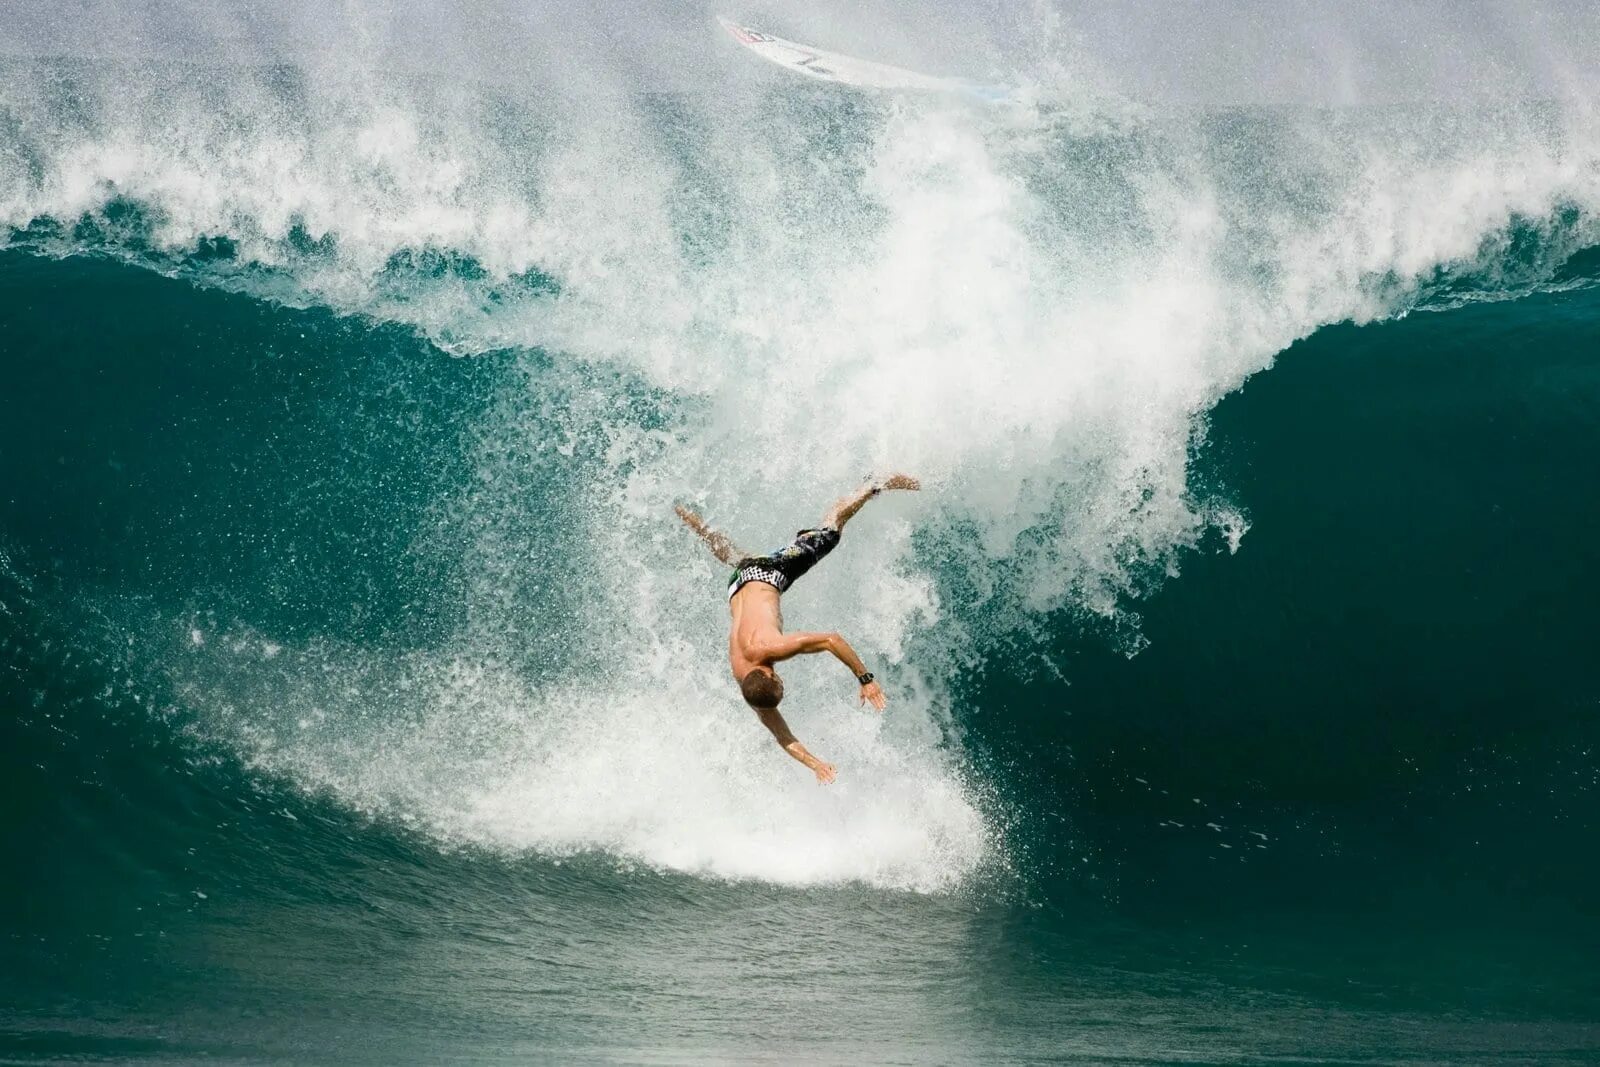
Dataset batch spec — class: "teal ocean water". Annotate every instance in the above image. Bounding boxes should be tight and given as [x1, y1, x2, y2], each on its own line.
[4, 9, 1600, 1063]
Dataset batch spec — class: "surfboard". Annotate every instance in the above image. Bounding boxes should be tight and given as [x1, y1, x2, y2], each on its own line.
[716, 16, 1017, 102]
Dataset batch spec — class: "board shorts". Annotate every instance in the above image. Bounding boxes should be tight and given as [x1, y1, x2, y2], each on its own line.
[727, 526, 841, 600]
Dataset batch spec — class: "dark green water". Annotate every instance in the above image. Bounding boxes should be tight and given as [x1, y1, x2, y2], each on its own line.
[4, 250, 1599, 1062]
[3, 44, 1600, 1063]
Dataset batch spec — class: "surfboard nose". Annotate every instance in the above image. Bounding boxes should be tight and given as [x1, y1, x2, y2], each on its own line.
[716, 16, 765, 46]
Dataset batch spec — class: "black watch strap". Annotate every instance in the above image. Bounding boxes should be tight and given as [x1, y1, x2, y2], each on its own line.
[857, 671, 875, 686]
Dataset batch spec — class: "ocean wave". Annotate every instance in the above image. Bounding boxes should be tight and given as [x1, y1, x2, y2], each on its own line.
[3, 48, 1599, 890]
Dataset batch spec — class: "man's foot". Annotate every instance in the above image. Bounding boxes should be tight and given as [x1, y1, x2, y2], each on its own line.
[828, 474, 919, 530]
[676, 503, 749, 567]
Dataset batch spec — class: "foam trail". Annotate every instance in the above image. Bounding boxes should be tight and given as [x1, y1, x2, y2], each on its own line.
[161, 624, 984, 890]
[7, 4, 1600, 889]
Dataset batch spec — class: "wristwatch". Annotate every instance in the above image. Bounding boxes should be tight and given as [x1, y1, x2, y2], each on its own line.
[857, 671, 875, 686]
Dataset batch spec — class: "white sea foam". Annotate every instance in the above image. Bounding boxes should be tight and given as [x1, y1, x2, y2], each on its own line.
[12, 6, 1600, 889]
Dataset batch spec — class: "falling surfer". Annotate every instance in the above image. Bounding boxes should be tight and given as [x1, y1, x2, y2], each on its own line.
[675, 475, 920, 783]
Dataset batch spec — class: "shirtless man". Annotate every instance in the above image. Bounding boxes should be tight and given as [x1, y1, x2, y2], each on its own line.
[675, 475, 920, 783]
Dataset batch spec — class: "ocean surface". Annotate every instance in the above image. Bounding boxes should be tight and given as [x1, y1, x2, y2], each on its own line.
[3, 9, 1600, 1063]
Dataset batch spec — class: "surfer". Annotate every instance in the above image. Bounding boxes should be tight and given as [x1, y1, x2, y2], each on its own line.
[675, 475, 920, 783]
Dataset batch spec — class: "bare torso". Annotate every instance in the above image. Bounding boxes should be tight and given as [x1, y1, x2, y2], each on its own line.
[728, 582, 784, 679]
[676, 474, 918, 782]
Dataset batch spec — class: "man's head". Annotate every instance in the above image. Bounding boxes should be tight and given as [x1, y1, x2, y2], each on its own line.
[740, 667, 784, 710]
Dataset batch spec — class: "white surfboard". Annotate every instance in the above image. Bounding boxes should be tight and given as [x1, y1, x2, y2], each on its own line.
[717, 16, 1016, 102]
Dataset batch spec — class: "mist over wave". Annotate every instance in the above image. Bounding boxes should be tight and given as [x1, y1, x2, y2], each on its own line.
[4, 1, 1600, 891]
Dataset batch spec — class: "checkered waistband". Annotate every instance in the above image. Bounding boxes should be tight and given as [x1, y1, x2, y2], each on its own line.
[728, 564, 789, 600]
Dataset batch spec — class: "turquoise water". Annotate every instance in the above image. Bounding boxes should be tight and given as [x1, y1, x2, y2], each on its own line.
[4, 17, 1600, 1063]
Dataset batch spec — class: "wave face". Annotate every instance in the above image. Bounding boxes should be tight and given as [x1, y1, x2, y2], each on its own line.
[3, 9, 1600, 897]
[6, 36, 1600, 897]
[6, 5, 1600, 1061]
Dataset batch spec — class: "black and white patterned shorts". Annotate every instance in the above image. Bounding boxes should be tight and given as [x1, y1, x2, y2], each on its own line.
[727, 527, 841, 600]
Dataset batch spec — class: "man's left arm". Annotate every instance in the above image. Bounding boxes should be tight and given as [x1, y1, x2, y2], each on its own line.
[757, 631, 887, 710]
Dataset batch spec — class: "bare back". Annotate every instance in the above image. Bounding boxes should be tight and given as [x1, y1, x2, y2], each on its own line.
[729, 582, 784, 680]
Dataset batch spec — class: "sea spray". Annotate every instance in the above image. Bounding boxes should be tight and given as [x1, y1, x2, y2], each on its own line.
[3, 11, 1599, 889]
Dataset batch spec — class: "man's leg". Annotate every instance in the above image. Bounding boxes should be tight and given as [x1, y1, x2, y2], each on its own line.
[822, 473, 920, 531]
[675, 504, 750, 567]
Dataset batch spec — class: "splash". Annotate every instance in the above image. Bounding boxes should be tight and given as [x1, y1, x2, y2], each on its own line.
[7, 4, 1600, 889]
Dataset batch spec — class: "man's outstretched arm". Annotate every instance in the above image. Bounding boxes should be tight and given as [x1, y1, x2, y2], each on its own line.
[754, 706, 837, 784]
[674, 504, 749, 567]
[754, 631, 888, 711]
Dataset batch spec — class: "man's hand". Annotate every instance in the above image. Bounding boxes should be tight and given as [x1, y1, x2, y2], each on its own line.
[859, 680, 887, 711]
[879, 473, 920, 491]
[756, 706, 839, 784]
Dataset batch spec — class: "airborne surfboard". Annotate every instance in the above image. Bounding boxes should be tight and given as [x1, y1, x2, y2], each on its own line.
[717, 16, 1017, 102]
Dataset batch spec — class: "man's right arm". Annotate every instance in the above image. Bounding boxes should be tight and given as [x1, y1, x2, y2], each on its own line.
[754, 707, 837, 784]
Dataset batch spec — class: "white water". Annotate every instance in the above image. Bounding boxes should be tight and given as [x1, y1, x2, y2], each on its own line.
[8, 4, 1600, 889]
